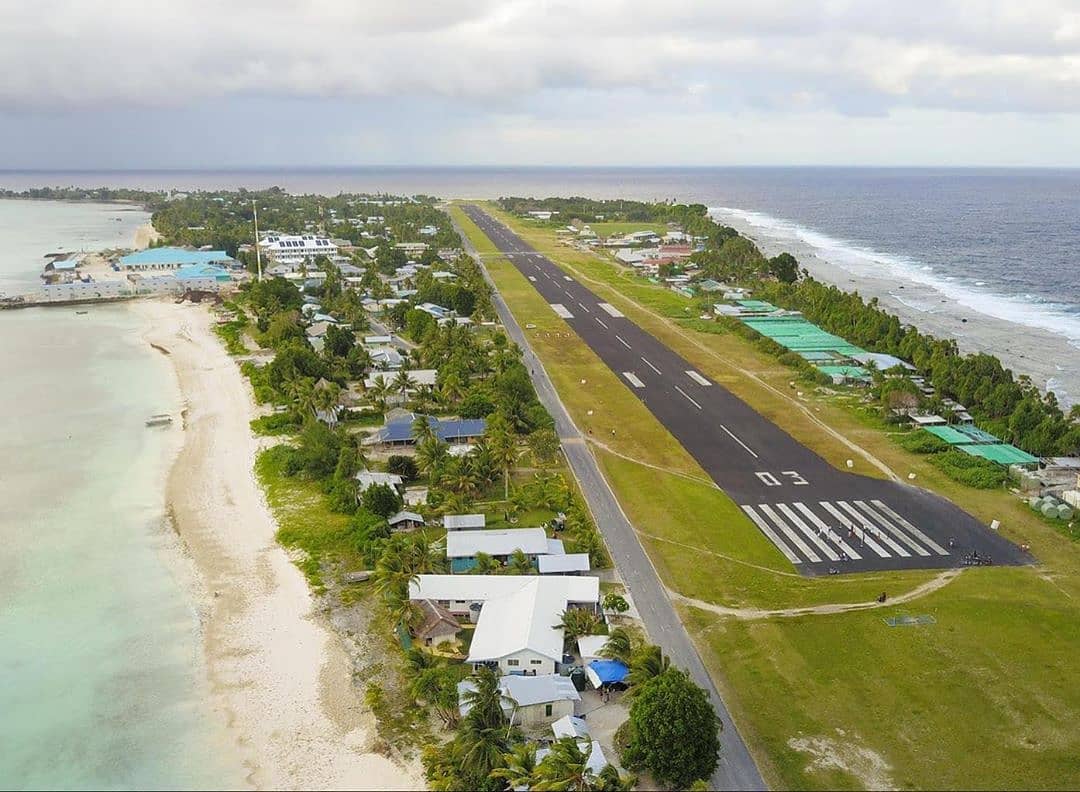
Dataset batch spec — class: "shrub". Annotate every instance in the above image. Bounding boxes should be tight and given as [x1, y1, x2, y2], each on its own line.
[603, 592, 630, 613]
[361, 483, 402, 517]
[929, 449, 1006, 489]
[899, 430, 950, 454]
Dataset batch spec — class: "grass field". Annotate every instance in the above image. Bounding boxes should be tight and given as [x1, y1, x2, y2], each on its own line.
[455, 202, 1080, 790]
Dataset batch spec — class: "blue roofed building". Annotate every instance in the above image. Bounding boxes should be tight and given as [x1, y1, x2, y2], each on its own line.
[174, 263, 232, 282]
[373, 413, 487, 446]
[119, 247, 237, 272]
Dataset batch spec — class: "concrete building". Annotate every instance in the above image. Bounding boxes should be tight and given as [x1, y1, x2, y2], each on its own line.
[459, 674, 580, 729]
[118, 247, 236, 272]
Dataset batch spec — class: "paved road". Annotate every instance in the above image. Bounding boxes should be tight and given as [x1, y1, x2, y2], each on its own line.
[453, 212, 768, 791]
[464, 205, 1028, 578]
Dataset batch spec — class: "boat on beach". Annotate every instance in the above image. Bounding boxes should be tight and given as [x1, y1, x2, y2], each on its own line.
[145, 414, 172, 427]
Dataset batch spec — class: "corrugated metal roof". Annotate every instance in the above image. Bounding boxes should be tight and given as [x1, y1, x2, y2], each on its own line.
[120, 247, 233, 266]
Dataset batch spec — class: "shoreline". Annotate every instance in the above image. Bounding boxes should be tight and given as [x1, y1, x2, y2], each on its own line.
[133, 298, 422, 790]
[715, 211, 1079, 408]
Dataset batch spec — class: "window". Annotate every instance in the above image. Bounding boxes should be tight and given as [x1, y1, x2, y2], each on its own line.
[506, 659, 519, 667]
[530, 659, 543, 665]
[545, 704, 553, 717]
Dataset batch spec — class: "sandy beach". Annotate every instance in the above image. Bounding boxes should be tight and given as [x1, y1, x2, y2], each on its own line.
[133, 299, 422, 790]
[719, 214, 1080, 408]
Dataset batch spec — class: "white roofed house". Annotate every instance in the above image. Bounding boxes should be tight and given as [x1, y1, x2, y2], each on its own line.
[409, 575, 601, 677]
[458, 674, 580, 730]
[446, 527, 550, 573]
[355, 470, 404, 494]
[443, 513, 485, 532]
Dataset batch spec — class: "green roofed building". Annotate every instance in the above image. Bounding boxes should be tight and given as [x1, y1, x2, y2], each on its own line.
[960, 444, 1040, 466]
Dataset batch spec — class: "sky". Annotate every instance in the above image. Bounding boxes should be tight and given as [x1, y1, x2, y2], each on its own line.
[2, 0, 1080, 168]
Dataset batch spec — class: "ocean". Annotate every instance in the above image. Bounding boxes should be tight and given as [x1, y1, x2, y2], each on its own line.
[2, 166, 1076, 370]
[0, 200, 241, 789]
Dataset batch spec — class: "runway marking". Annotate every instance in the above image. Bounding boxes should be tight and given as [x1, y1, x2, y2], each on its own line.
[550, 303, 574, 319]
[577, 302, 590, 313]
[834, 501, 910, 557]
[528, 275, 537, 282]
[623, 372, 645, 389]
[641, 357, 662, 375]
[563, 275, 572, 282]
[674, 385, 702, 410]
[759, 505, 822, 563]
[792, 502, 862, 560]
[853, 501, 930, 557]
[595, 317, 608, 329]
[777, 503, 840, 562]
[741, 505, 802, 564]
[615, 335, 632, 350]
[598, 303, 624, 318]
[871, 500, 950, 555]
[818, 501, 891, 558]
[720, 425, 758, 458]
[685, 370, 712, 387]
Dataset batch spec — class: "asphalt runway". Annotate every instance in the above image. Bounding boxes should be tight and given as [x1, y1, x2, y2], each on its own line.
[464, 205, 1029, 576]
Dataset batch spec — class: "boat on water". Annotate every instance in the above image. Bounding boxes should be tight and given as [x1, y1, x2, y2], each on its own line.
[75, 310, 88, 315]
[145, 414, 172, 427]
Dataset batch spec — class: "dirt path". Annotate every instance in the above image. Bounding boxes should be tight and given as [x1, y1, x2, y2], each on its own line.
[670, 568, 964, 620]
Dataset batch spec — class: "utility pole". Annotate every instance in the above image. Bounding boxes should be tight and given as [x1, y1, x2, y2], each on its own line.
[252, 199, 263, 283]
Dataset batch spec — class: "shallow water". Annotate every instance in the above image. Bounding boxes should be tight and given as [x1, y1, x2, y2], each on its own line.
[0, 202, 241, 789]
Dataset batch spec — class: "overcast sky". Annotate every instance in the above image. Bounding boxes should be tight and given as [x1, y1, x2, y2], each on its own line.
[2, 0, 1080, 168]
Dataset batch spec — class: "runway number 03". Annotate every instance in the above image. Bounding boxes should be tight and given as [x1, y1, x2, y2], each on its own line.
[755, 471, 809, 487]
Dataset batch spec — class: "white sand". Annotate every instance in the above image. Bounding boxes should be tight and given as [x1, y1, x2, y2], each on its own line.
[133, 299, 422, 791]
[133, 222, 162, 250]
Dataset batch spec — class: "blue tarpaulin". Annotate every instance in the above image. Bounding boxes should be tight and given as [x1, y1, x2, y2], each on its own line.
[586, 660, 629, 686]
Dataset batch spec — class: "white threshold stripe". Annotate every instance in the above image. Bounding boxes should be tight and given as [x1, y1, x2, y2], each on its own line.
[853, 501, 930, 557]
[835, 501, 910, 557]
[686, 370, 712, 387]
[674, 385, 702, 410]
[615, 335, 632, 350]
[528, 275, 537, 282]
[792, 502, 863, 560]
[719, 425, 758, 458]
[759, 505, 821, 563]
[817, 502, 890, 558]
[550, 303, 574, 319]
[871, 500, 950, 555]
[641, 357, 662, 375]
[741, 505, 802, 564]
[777, 503, 840, 562]
[595, 317, 608, 329]
[563, 275, 572, 282]
[598, 303, 624, 318]
[623, 372, 645, 388]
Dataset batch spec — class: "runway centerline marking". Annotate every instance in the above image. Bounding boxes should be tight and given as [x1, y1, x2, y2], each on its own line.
[615, 335, 632, 350]
[641, 357, 662, 375]
[719, 425, 758, 458]
[578, 302, 590, 313]
[623, 372, 645, 389]
[674, 385, 702, 410]
[563, 275, 572, 282]
[595, 317, 609, 329]
[686, 370, 712, 387]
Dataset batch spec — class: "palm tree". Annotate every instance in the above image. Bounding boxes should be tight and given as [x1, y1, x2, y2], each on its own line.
[460, 667, 512, 731]
[392, 368, 414, 400]
[412, 414, 436, 445]
[504, 548, 535, 575]
[627, 643, 670, 691]
[485, 420, 518, 501]
[440, 372, 466, 405]
[530, 737, 594, 791]
[367, 377, 391, 414]
[313, 380, 342, 426]
[598, 627, 635, 666]
[470, 552, 500, 575]
[415, 435, 449, 483]
[492, 743, 539, 790]
[555, 608, 601, 641]
[456, 720, 511, 784]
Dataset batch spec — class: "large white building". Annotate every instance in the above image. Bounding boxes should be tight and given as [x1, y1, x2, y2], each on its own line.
[259, 234, 338, 267]
[409, 575, 600, 676]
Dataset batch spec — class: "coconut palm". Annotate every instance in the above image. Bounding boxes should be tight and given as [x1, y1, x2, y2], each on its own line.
[504, 548, 535, 576]
[470, 552, 501, 575]
[485, 418, 518, 501]
[460, 667, 513, 731]
[492, 742, 539, 791]
[627, 643, 670, 692]
[598, 626, 635, 666]
[530, 737, 595, 791]
[555, 608, 602, 641]
[412, 414, 436, 445]
[367, 377, 391, 413]
[415, 435, 449, 483]
[392, 367, 414, 400]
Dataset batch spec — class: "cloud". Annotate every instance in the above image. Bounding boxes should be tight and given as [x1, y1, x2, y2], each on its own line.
[2, 0, 1079, 116]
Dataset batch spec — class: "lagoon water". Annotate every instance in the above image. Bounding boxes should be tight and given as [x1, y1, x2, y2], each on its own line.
[0, 202, 241, 788]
